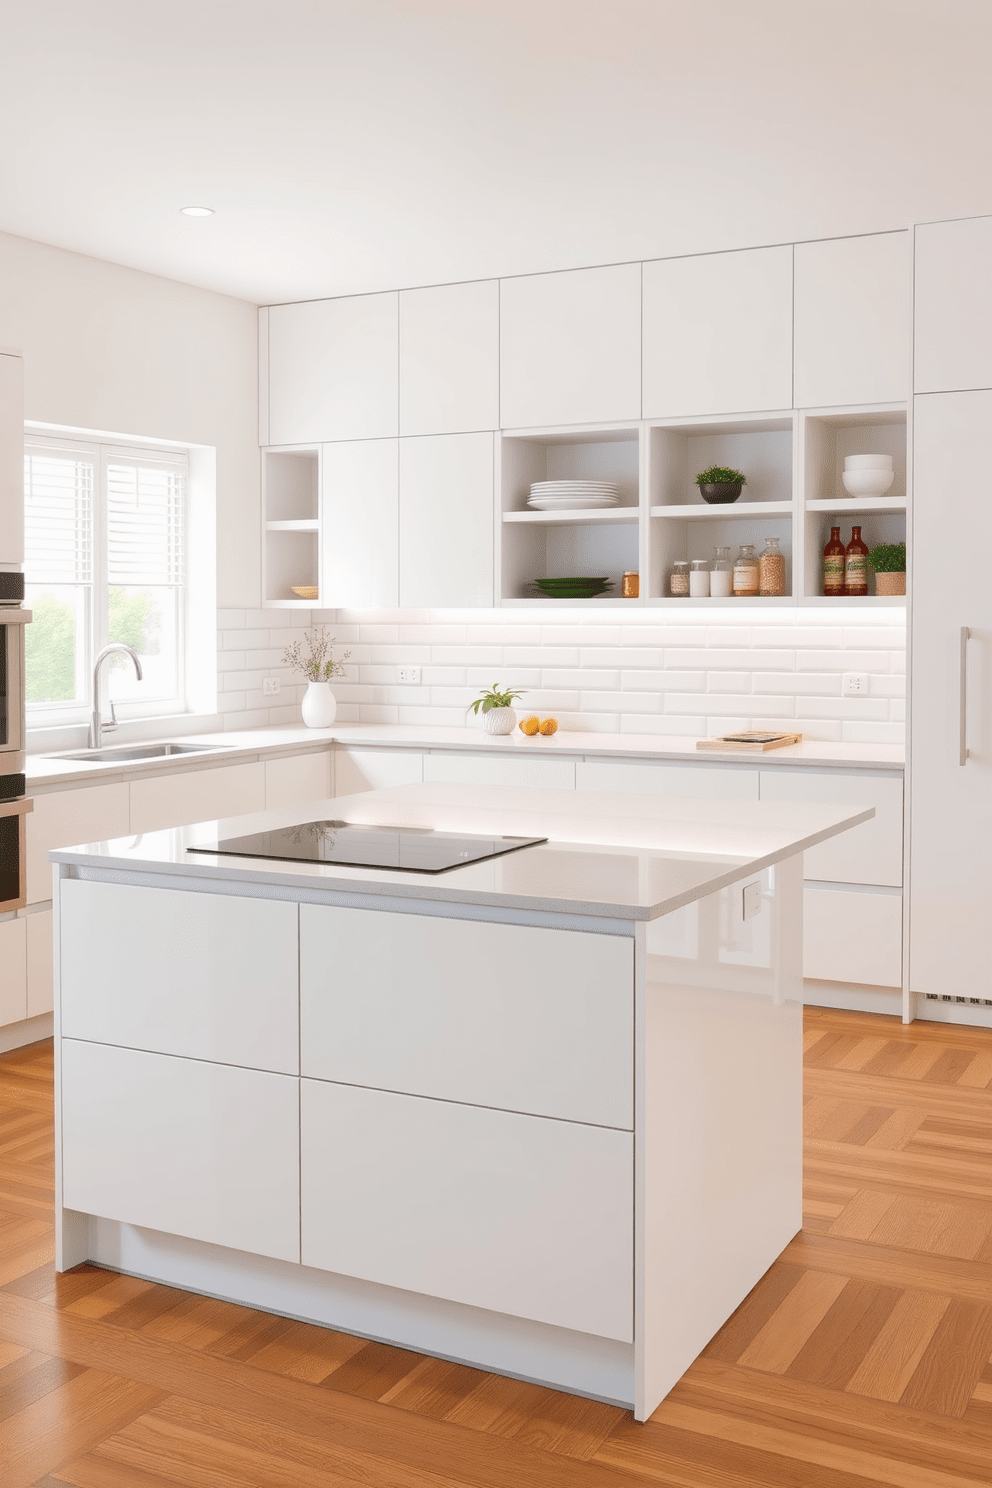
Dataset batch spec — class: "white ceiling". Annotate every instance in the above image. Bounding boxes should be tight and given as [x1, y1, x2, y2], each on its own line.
[1, 0, 990, 307]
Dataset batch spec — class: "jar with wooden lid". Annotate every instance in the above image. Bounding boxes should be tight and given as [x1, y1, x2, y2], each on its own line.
[733, 544, 759, 597]
[758, 536, 787, 596]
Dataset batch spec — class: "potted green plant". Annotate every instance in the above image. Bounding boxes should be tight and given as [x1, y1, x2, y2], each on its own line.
[695, 465, 747, 505]
[282, 627, 351, 727]
[468, 683, 524, 736]
[869, 541, 906, 596]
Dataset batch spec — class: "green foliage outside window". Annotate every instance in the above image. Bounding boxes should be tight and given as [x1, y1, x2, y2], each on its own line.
[25, 588, 156, 704]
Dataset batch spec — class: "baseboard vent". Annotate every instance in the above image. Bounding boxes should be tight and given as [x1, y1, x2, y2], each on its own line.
[925, 993, 992, 1008]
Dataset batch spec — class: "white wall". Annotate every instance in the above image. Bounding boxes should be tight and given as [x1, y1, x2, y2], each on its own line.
[0, 230, 258, 609]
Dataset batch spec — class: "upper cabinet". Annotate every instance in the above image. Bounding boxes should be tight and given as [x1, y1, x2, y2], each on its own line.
[0, 352, 24, 566]
[914, 216, 992, 393]
[499, 264, 641, 429]
[399, 281, 499, 436]
[793, 232, 909, 408]
[399, 433, 494, 608]
[266, 294, 399, 445]
[321, 438, 399, 608]
[642, 246, 793, 418]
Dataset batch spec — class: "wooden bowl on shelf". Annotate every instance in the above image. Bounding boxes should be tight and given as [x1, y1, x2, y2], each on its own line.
[290, 585, 318, 600]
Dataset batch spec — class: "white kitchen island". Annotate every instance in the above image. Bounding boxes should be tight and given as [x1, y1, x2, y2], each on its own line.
[51, 782, 871, 1421]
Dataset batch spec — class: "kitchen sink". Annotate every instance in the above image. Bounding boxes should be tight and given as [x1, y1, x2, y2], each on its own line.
[49, 742, 235, 765]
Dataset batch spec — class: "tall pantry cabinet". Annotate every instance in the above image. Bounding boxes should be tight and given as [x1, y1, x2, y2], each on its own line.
[910, 215, 992, 1017]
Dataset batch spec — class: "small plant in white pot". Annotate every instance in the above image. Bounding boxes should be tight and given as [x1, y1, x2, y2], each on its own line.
[468, 683, 524, 736]
[282, 628, 351, 728]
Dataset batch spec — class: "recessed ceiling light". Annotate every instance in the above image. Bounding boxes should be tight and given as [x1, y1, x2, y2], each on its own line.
[180, 206, 214, 217]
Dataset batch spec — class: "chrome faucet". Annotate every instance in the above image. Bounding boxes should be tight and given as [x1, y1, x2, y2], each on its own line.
[89, 644, 143, 749]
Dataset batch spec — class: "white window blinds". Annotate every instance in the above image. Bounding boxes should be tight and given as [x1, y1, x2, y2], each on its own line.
[23, 448, 94, 584]
[106, 458, 186, 588]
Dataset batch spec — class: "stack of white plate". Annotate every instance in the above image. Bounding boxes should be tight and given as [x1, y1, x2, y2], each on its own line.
[527, 479, 621, 511]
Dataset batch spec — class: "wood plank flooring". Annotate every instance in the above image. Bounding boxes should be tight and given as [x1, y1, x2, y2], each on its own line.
[3, 1008, 992, 1485]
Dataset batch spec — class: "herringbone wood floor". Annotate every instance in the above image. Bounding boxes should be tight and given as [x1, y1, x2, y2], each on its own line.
[4, 1008, 992, 1485]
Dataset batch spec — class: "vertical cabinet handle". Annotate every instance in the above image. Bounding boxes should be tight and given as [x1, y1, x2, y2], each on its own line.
[960, 626, 971, 766]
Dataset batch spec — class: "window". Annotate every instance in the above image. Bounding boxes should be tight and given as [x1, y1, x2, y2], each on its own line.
[24, 436, 188, 722]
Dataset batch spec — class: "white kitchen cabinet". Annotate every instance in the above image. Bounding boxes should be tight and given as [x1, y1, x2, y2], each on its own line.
[60, 881, 299, 1072]
[0, 916, 27, 1025]
[301, 1078, 633, 1341]
[642, 247, 793, 418]
[805, 887, 902, 988]
[25, 910, 53, 1018]
[321, 438, 399, 607]
[399, 280, 499, 435]
[26, 783, 130, 905]
[266, 294, 398, 445]
[264, 750, 331, 811]
[334, 747, 423, 796]
[794, 233, 910, 408]
[758, 770, 903, 887]
[500, 264, 642, 429]
[399, 432, 494, 608]
[300, 905, 633, 1128]
[422, 751, 575, 790]
[0, 351, 24, 564]
[910, 391, 992, 1002]
[61, 1040, 300, 1263]
[914, 216, 992, 394]
[576, 760, 759, 800]
[128, 762, 266, 835]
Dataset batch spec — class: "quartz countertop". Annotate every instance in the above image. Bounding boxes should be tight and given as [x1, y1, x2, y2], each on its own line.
[50, 781, 874, 922]
[25, 720, 903, 794]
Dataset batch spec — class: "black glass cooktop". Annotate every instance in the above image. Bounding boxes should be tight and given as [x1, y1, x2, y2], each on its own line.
[187, 819, 547, 875]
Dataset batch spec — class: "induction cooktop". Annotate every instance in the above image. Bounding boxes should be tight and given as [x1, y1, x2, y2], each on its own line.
[187, 820, 547, 874]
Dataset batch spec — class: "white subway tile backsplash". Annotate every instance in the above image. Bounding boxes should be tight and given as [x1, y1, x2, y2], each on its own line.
[216, 605, 906, 740]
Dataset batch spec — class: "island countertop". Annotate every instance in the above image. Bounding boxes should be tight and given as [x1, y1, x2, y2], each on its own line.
[50, 780, 874, 921]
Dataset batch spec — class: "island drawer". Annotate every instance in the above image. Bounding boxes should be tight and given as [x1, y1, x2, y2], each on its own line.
[300, 1078, 634, 1342]
[299, 904, 633, 1129]
[60, 881, 300, 1073]
[61, 1040, 300, 1264]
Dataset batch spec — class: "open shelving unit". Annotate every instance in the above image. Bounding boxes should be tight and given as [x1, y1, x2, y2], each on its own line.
[646, 414, 796, 604]
[799, 405, 908, 605]
[498, 425, 642, 604]
[262, 448, 321, 607]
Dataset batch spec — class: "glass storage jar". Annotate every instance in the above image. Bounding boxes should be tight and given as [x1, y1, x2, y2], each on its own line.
[670, 560, 690, 597]
[689, 559, 710, 597]
[758, 536, 787, 596]
[733, 544, 759, 597]
[710, 546, 733, 598]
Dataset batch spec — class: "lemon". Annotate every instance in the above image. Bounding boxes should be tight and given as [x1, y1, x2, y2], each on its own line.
[519, 715, 540, 735]
[539, 717, 558, 736]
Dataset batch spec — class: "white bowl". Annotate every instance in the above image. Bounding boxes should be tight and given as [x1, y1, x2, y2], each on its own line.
[842, 468, 895, 497]
[844, 453, 893, 471]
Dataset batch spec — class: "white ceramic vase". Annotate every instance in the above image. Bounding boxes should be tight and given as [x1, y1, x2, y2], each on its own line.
[482, 706, 516, 735]
[301, 680, 337, 728]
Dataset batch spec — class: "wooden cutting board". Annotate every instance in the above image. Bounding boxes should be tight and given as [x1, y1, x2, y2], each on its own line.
[696, 731, 803, 752]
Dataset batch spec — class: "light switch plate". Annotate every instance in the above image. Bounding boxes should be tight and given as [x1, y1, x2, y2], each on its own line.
[742, 880, 762, 921]
[263, 678, 280, 697]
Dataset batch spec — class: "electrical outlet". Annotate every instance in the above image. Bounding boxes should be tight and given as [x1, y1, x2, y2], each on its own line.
[842, 672, 868, 697]
[398, 666, 421, 685]
[262, 678, 280, 697]
[742, 880, 762, 922]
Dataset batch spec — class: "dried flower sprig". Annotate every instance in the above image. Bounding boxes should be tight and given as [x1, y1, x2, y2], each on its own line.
[281, 627, 351, 683]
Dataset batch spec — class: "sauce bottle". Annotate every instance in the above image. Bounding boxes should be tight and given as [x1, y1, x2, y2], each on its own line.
[823, 525, 845, 597]
[844, 525, 869, 596]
